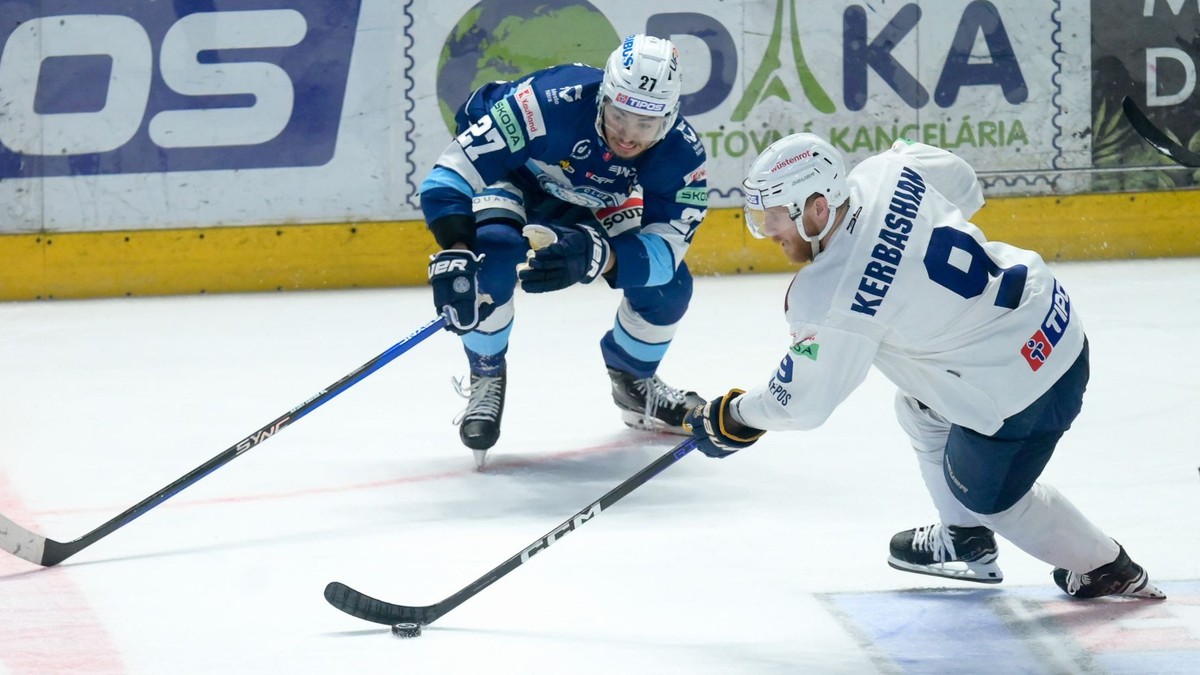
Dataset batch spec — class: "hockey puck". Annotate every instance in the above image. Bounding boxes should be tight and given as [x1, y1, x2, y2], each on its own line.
[391, 622, 422, 638]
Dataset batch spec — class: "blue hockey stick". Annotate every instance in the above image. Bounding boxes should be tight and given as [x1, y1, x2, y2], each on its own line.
[0, 316, 447, 566]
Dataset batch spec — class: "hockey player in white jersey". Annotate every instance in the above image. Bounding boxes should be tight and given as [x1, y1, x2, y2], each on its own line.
[683, 133, 1164, 600]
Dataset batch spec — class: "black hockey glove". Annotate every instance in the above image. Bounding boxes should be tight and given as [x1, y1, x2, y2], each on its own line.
[683, 389, 766, 459]
[428, 249, 492, 334]
[518, 224, 611, 293]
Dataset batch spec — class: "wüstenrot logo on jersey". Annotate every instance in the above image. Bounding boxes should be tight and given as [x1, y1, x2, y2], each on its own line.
[771, 151, 814, 173]
[0, 0, 361, 178]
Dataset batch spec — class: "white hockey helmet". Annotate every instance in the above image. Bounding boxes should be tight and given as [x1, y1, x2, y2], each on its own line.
[742, 133, 849, 254]
[595, 34, 682, 146]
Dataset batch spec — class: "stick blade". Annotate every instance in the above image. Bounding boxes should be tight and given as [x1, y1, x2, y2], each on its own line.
[324, 581, 439, 626]
[1121, 96, 1200, 168]
[0, 513, 52, 566]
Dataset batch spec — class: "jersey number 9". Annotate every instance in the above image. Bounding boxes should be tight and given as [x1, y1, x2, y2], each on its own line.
[924, 227, 1027, 310]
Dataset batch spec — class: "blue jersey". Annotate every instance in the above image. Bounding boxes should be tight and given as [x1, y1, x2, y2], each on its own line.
[420, 64, 708, 288]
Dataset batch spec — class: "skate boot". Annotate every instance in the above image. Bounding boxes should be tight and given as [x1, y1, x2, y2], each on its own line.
[1053, 544, 1166, 599]
[453, 368, 506, 468]
[888, 524, 1003, 584]
[607, 367, 704, 434]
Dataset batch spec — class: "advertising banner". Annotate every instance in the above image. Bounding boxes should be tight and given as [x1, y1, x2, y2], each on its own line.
[4, 0, 1192, 237]
[1090, 0, 1200, 192]
[416, 0, 1094, 202]
[0, 0, 400, 233]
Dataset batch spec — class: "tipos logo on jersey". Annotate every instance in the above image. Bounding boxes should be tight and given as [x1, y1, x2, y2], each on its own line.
[1021, 280, 1071, 371]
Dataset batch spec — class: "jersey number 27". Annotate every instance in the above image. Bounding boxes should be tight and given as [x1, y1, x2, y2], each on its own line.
[455, 115, 506, 161]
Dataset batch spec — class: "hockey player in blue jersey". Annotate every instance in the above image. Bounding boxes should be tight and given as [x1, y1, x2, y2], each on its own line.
[420, 35, 708, 467]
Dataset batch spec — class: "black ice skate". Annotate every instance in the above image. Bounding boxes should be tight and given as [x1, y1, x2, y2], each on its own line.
[1052, 544, 1166, 599]
[888, 524, 1003, 584]
[607, 367, 704, 434]
[453, 369, 506, 468]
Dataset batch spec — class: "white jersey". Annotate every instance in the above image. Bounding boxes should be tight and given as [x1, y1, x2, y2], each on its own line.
[734, 142, 1085, 436]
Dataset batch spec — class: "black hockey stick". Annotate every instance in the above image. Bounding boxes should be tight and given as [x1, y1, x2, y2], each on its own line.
[0, 316, 447, 566]
[1122, 96, 1200, 168]
[324, 436, 700, 627]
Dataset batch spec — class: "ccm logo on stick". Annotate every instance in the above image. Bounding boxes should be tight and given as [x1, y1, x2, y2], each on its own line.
[0, 1, 361, 178]
[519, 503, 603, 562]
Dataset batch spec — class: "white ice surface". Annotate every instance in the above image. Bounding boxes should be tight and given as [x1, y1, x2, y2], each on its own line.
[1, 258, 1198, 674]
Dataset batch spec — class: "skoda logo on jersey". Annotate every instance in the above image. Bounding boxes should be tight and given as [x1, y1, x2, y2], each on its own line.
[571, 139, 592, 160]
[0, 0, 361, 178]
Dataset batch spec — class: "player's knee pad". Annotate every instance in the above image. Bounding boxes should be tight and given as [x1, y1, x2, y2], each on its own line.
[474, 222, 527, 306]
[622, 263, 693, 325]
[613, 299, 679, 347]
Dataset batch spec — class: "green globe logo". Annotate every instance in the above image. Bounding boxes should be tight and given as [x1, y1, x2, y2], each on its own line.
[436, 0, 619, 132]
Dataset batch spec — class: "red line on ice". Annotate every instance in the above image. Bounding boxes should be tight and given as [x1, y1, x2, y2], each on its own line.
[0, 473, 127, 674]
[31, 440, 638, 516]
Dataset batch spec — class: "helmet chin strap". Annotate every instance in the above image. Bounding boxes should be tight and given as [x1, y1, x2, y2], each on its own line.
[795, 200, 840, 258]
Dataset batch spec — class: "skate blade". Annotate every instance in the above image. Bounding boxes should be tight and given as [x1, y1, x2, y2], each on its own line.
[1126, 579, 1167, 599]
[619, 410, 689, 436]
[473, 449, 488, 470]
[888, 557, 1005, 584]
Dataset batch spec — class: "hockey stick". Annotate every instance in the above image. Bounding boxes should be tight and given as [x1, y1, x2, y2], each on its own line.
[0, 315, 447, 567]
[1122, 96, 1200, 168]
[324, 436, 699, 627]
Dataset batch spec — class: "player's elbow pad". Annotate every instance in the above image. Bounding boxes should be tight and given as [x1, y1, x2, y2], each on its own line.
[427, 213, 477, 250]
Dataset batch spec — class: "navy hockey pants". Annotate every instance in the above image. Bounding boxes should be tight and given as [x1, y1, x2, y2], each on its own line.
[943, 340, 1090, 514]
